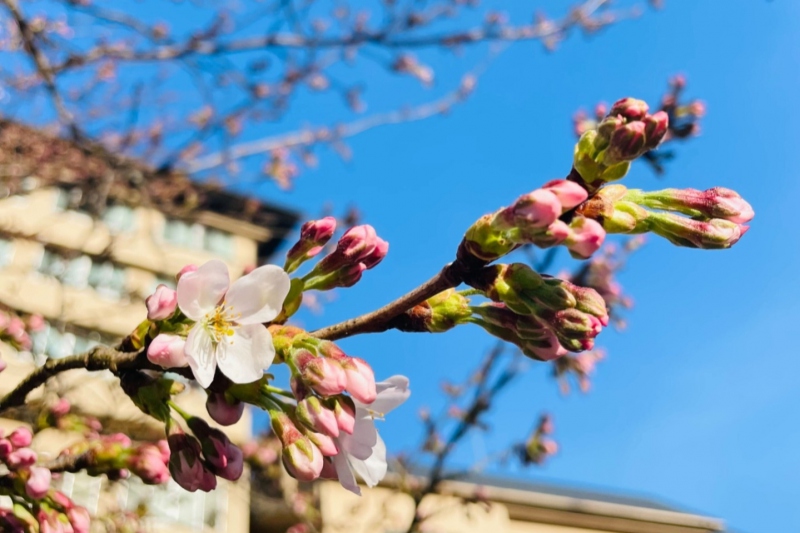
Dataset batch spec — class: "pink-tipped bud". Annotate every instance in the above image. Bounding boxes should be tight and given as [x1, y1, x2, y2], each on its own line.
[332, 397, 356, 434]
[282, 436, 323, 482]
[25, 466, 51, 499]
[302, 429, 339, 457]
[643, 111, 669, 149]
[541, 180, 589, 212]
[285, 217, 338, 271]
[7, 448, 37, 469]
[187, 417, 244, 482]
[295, 351, 347, 397]
[8, 427, 32, 448]
[67, 507, 91, 533]
[337, 225, 379, 263]
[606, 121, 646, 164]
[147, 334, 188, 369]
[361, 237, 389, 270]
[503, 189, 562, 229]
[129, 444, 170, 485]
[168, 432, 215, 493]
[296, 396, 339, 438]
[146, 284, 178, 321]
[206, 392, 245, 426]
[51, 398, 71, 417]
[177, 264, 198, 280]
[706, 187, 754, 224]
[340, 357, 377, 404]
[566, 218, 606, 259]
[608, 97, 649, 121]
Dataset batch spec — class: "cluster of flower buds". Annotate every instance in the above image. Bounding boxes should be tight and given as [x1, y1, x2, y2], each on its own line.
[576, 184, 753, 249]
[553, 350, 606, 394]
[166, 414, 244, 493]
[518, 414, 558, 466]
[462, 179, 605, 261]
[468, 263, 608, 357]
[300, 224, 388, 291]
[573, 98, 669, 191]
[0, 427, 91, 533]
[0, 311, 44, 354]
[37, 398, 103, 436]
[58, 433, 170, 485]
[284, 217, 337, 274]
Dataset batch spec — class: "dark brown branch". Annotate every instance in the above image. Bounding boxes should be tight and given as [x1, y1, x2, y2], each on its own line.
[0, 346, 157, 413]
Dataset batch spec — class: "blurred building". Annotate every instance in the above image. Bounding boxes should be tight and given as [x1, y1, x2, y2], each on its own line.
[0, 118, 298, 532]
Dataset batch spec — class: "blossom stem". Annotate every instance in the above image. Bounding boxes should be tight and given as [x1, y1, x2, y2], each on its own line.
[311, 258, 474, 341]
[263, 385, 295, 399]
[167, 400, 192, 421]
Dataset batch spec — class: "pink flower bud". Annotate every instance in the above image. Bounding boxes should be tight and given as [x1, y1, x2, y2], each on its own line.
[130, 444, 170, 485]
[303, 429, 339, 456]
[147, 334, 188, 369]
[67, 507, 90, 533]
[7, 447, 37, 469]
[51, 398, 71, 417]
[295, 351, 347, 397]
[206, 392, 245, 426]
[282, 436, 323, 482]
[146, 284, 178, 321]
[187, 417, 244, 482]
[300, 217, 337, 246]
[505, 189, 562, 229]
[332, 397, 356, 434]
[8, 427, 32, 448]
[541, 180, 589, 212]
[608, 97, 649, 121]
[28, 314, 46, 332]
[25, 466, 52, 499]
[340, 357, 377, 404]
[337, 225, 378, 263]
[606, 121, 646, 163]
[296, 396, 339, 438]
[706, 187, 754, 224]
[0, 439, 12, 458]
[541, 439, 559, 455]
[566, 218, 606, 259]
[643, 111, 669, 149]
[168, 432, 215, 493]
[177, 264, 198, 281]
[361, 237, 389, 270]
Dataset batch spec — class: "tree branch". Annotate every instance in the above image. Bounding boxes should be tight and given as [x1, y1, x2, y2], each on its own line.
[0, 346, 156, 414]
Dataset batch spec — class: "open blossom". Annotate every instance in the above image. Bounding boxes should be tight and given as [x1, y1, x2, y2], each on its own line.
[177, 260, 291, 388]
[333, 376, 410, 495]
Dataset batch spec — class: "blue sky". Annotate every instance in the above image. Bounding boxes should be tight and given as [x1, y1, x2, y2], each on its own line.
[250, 2, 799, 532]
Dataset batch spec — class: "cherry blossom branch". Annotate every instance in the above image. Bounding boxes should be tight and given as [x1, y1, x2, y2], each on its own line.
[184, 77, 475, 174]
[0, 346, 149, 413]
[311, 259, 471, 341]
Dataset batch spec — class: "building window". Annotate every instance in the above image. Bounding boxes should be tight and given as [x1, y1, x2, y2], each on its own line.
[163, 219, 234, 258]
[30, 321, 105, 360]
[37, 250, 127, 299]
[103, 204, 136, 234]
[0, 237, 14, 267]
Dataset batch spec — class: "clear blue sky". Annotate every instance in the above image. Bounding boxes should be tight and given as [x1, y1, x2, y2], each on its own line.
[249, 2, 798, 532]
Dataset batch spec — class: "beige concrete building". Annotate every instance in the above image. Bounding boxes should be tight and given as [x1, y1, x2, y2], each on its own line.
[0, 121, 724, 533]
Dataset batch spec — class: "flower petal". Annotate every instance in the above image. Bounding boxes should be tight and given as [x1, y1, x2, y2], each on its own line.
[356, 375, 411, 415]
[184, 325, 217, 388]
[225, 265, 291, 325]
[216, 323, 275, 384]
[332, 450, 360, 496]
[349, 434, 387, 488]
[337, 415, 377, 461]
[177, 260, 230, 320]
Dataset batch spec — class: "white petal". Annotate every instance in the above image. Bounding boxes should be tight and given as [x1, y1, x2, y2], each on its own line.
[216, 324, 274, 384]
[177, 260, 230, 320]
[225, 265, 291, 325]
[332, 451, 360, 496]
[184, 325, 217, 388]
[350, 434, 387, 488]
[357, 375, 411, 415]
[338, 415, 377, 461]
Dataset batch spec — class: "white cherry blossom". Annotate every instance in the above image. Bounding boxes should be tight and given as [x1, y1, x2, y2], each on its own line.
[333, 375, 410, 495]
[177, 260, 290, 388]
